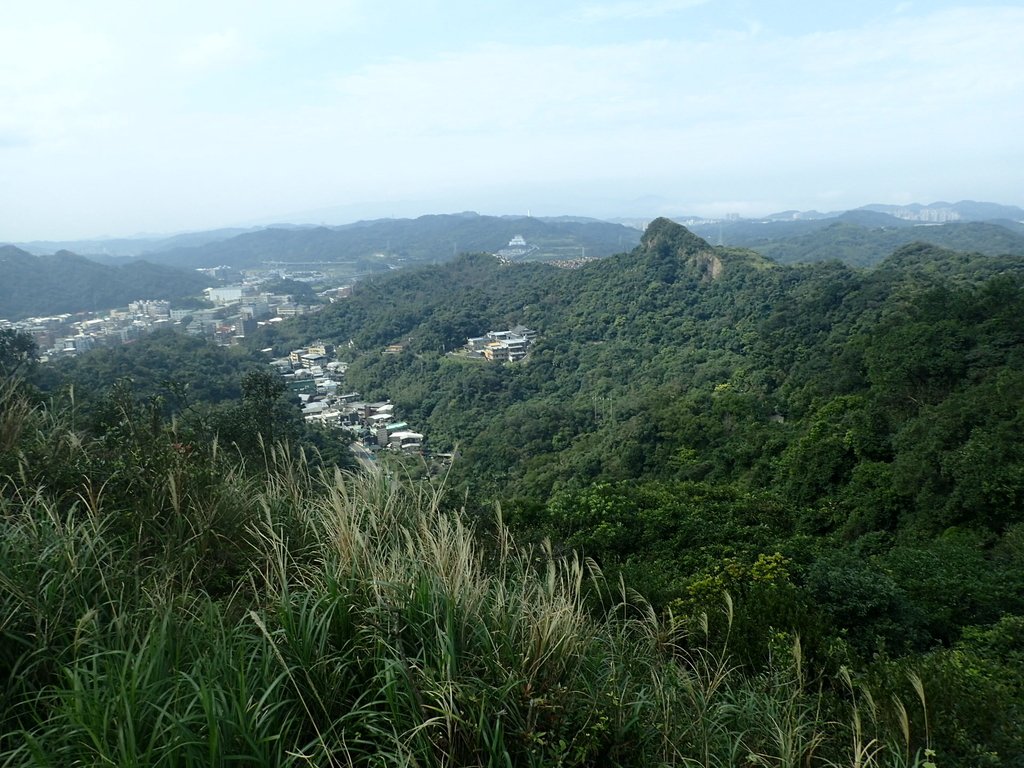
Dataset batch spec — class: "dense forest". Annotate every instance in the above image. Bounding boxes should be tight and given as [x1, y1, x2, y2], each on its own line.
[3, 219, 1023, 765]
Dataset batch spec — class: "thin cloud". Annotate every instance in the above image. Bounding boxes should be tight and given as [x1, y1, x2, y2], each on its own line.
[576, 0, 710, 23]
[0, 131, 31, 149]
[331, 41, 666, 138]
[1, 2, 1022, 240]
[177, 29, 249, 71]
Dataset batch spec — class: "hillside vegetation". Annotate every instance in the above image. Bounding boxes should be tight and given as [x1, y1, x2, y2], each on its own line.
[254, 220, 1024, 765]
[1, 378, 937, 767]
[4, 219, 1023, 765]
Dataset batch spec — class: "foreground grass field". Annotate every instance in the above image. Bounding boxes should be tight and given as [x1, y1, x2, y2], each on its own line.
[0, 383, 935, 767]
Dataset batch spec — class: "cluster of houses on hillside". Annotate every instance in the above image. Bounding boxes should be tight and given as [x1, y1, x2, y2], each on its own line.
[3, 271, 330, 358]
[277, 326, 540, 463]
[461, 326, 538, 362]
[271, 342, 348, 397]
[303, 394, 426, 453]
[271, 342, 427, 455]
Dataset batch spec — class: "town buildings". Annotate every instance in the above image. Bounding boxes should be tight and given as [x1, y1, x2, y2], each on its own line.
[463, 326, 537, 362]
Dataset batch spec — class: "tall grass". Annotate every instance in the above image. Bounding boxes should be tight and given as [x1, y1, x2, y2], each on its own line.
[0, 385, 932, 766]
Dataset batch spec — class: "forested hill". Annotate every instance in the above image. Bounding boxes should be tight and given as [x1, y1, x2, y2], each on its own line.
[21, 219, 1024, 763]
[133, 213, 642, 269]
[253, 217, 775, 356]
[0, 245, 211, 319]
[256, 219, 1024, 675]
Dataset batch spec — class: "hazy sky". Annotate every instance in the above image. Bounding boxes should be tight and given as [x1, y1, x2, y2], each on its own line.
[2, 1, 1022, 240]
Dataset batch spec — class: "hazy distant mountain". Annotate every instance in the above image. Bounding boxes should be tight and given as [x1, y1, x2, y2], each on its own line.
[11, 227, 263, 262]
[8, 201, 1020, 272]
[860, 200, 1024, 223]
[763, 209, 835, 221]
[689, 209, 911, 245]
[683, 200, 1024, 266]
[0, 246, 211, 320]
[755, 200, 1024, 225]
[835, 210, 914, 228]
[136, 213, 643, 270]
[734, 221, 1024, 267]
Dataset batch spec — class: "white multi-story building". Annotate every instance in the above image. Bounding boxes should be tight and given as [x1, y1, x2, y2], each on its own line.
[205, 286, 245, 305]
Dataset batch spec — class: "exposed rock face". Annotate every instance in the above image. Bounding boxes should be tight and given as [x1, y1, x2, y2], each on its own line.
[639, 217, 722, 281]
[695, 250, 724, 281]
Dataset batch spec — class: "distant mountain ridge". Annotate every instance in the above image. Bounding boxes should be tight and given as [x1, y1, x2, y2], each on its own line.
[753, 199, 1024, 224]
[859, 200, 1024, 223]
[685, 201, 1024, 267]
[0, 245, 211, 320]
[7, 200, 1022, 272]
[743, 221, 1024, 267]
[10, 227, 264, 260]
[112, 213, 643, 270]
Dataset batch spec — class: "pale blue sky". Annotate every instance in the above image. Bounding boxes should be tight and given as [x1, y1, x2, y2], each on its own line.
[2, 1, 1022, 240]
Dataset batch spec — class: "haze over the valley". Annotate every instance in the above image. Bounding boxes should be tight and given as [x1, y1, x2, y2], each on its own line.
[2, 0, 1022, 241]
